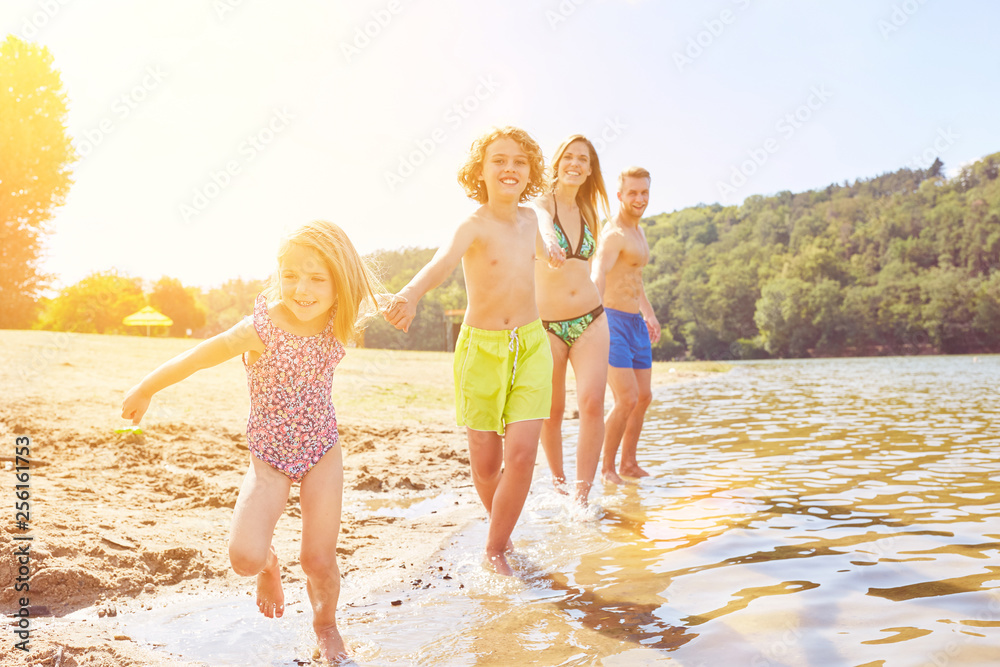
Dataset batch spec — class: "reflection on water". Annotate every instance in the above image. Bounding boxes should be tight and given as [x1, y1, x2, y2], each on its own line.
[122, 356, 1000, 665]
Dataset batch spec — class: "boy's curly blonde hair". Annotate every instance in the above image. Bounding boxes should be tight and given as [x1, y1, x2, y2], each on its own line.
[457, 126, 547, 204]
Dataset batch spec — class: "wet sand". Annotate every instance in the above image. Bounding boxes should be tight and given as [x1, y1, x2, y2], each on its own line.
[0, 330, 722, 665]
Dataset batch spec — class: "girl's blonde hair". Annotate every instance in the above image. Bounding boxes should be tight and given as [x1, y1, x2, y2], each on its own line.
[264, 220, 383, 344]
[550, 134, 610, 243]
[457, 126, 547, 204]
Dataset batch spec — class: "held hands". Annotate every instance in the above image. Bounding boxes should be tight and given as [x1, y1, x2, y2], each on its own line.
[383, 293, 417, 332]
[541, 233, 566, 269]
[121, 384, 152, 425]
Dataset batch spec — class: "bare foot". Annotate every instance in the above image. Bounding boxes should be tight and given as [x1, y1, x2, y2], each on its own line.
[552, 477, 569, 495]
[256, 547, 284, 618]
[485, 551, 514, 576]
[314, 623, 348, 664]
[620, 464, 650, 478]
[602, 468, 625, 485]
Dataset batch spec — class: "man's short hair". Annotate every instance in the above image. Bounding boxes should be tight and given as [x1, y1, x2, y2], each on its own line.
[618, 166, 651, 192]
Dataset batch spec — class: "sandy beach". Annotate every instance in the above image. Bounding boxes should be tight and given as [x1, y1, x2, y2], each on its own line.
[0, 329, 724, 666]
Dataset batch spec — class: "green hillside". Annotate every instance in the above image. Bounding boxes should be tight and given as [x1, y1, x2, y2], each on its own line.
[643, 152, 1000, 359]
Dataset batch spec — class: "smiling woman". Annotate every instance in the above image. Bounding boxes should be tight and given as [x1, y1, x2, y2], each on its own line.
[531, 134, 612, 506]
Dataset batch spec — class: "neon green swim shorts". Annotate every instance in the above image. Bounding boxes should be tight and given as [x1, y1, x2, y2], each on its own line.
[453, 319, 553, 435]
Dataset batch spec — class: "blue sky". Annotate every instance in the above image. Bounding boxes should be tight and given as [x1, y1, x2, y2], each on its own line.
[4, 0, 999, 290]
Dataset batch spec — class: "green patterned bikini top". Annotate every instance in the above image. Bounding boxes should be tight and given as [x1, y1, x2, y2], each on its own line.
[553, 199, 595, 261]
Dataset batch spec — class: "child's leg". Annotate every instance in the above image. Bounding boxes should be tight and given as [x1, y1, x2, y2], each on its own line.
[229, 457, 292, 618]
[299, 445, 346, 661]
[467, 427, 504, 517]
[539, 337, 569, 488]
[483, 419, 543, 575]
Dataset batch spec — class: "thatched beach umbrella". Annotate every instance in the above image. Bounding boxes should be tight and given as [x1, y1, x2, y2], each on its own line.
[123, 306, 173, 337]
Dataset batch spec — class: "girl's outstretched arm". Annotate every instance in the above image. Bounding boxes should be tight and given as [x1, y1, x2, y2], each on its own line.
[121, 318, 263, 424]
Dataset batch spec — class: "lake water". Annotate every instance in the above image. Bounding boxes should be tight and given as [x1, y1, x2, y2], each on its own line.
[119, 356, 1000, 666]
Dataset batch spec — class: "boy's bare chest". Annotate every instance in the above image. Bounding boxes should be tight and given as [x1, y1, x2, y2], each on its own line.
[473, 226, 536, 269]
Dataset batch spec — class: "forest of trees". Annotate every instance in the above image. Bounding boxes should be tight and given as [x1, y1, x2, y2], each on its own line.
[35, 275, 263, 338]
[641, 153, 1000, 359]
[24, 151, 1000, 359]
[362, 152, 1000, 360]
[22, 152, 1000, 359]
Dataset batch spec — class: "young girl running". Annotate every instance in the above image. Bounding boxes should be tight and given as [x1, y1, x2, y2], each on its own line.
[121, 220, 381, 662]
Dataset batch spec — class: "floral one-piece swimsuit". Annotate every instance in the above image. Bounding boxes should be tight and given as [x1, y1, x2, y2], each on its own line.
[243, 294, 345, 482]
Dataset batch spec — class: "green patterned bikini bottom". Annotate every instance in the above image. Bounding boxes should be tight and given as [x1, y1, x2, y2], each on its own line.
[542, 304, 605, 348]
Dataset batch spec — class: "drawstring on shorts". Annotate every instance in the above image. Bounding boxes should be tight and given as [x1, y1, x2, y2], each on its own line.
[508, 328, 520, 388]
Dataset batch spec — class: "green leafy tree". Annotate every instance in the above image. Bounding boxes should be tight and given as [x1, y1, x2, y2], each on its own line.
[920, 265, 979, 352]
[38, 270, 145, 334]
[149, 276, 207, 337]
[754, 277, 814, 357]
[196, 277, 265, 337]
[973, 272, 1000, 342]
[0, 36, 76, 327]
[874, 260, 924, 351]
[363, 247, 467, 351]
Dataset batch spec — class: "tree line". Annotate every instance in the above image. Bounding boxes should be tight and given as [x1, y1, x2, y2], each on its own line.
[364, 153, 1000, 360]
[19, 151, 1000, 359]
[4, 36, 998, 357]
[35, 274, 264, 338]
[642, 154, 1000, 359]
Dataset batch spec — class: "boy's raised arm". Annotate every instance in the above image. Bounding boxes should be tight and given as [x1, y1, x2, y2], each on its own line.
[386, 222, 477, 332]
[121, 318, 262, 424]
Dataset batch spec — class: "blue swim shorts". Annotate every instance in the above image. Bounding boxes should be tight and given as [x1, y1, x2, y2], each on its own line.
[606, 307, 652, 369]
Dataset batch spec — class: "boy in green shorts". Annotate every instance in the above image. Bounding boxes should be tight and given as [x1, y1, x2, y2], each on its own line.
[385, 126, 554, 575]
